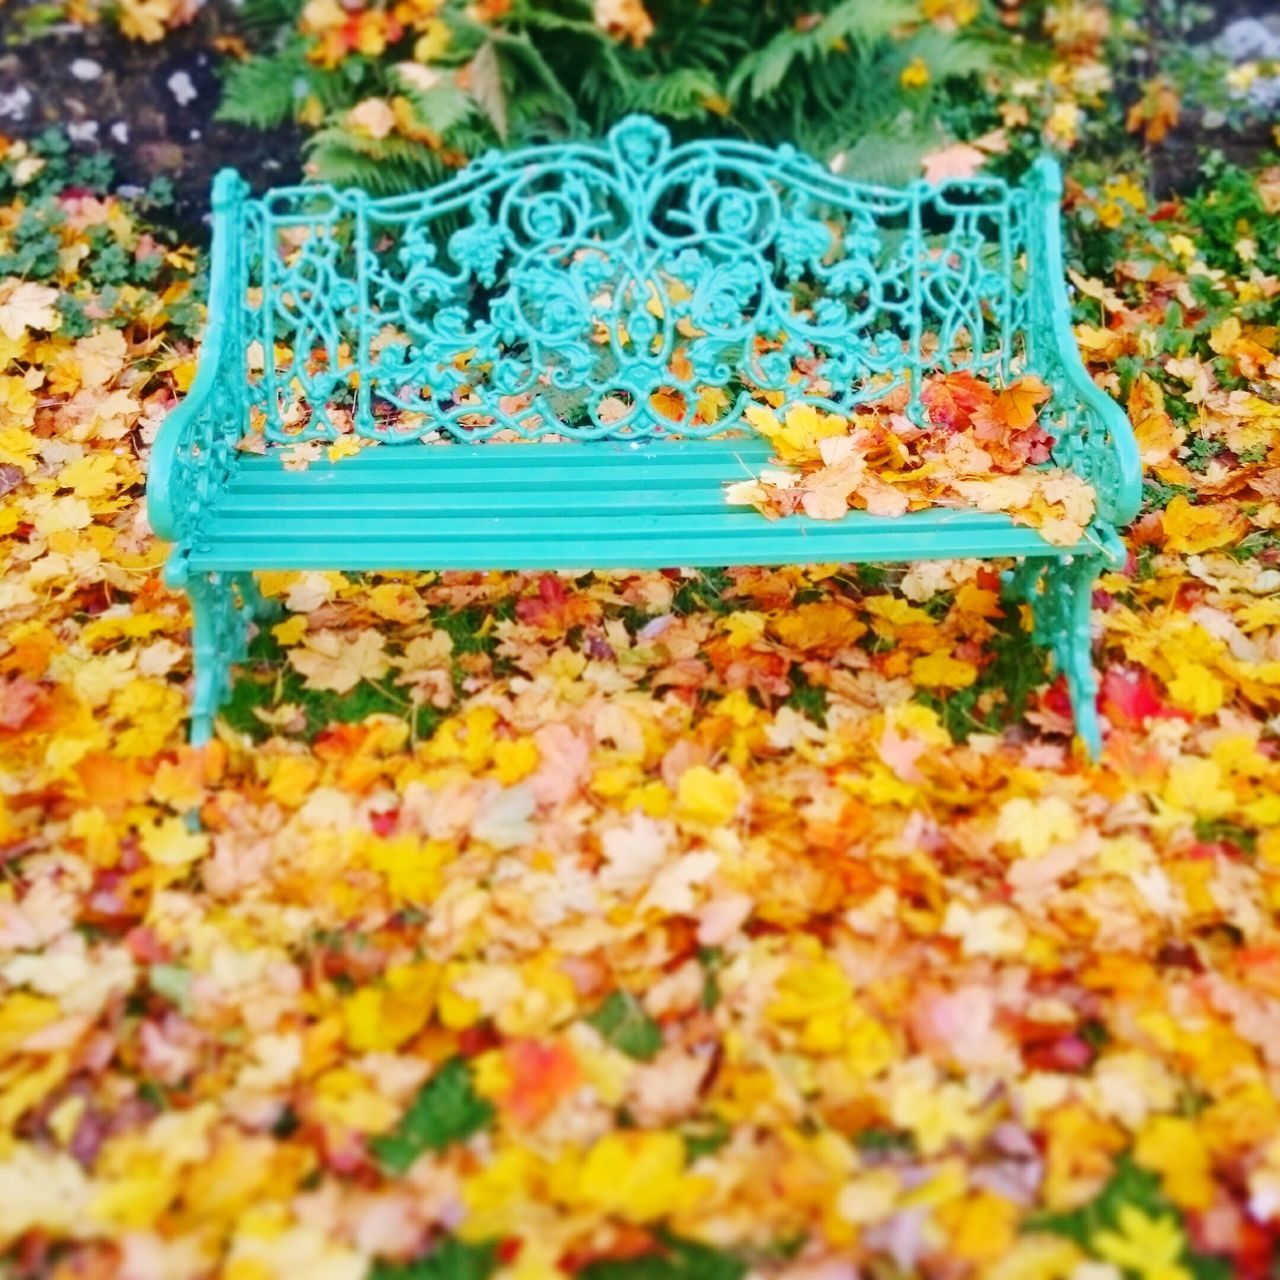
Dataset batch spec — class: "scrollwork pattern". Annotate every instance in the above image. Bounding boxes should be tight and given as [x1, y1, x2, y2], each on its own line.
[235, 116, 1035, 445]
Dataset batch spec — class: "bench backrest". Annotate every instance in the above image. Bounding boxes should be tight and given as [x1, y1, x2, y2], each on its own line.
[213, 116, 1043, 445]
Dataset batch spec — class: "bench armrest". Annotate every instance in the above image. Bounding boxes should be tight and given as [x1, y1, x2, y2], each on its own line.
[147, 170, 250, 578]
[1024, 157, 1143, 537]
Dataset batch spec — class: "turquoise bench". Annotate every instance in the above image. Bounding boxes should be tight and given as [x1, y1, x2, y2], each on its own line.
[147, 116, 1140, 754]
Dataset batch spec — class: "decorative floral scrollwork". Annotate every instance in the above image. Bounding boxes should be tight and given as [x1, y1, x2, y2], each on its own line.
[237, 115, 1037, 445]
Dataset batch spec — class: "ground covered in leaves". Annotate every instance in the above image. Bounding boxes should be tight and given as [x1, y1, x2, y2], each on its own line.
[4, 22, 1280, 1280]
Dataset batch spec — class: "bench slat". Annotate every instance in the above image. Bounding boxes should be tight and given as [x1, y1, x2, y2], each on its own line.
[189, 526, 1066, 572]
[205, 440, 1069, 570]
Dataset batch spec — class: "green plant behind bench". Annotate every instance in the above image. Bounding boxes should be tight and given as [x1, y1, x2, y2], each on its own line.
[217, 0, 1029, 193]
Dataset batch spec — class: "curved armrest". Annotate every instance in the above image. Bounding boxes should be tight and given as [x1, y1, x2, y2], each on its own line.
[145, 169, 251, 568]
[147, 347, 232, 544]
[1025, 157, 1144, 533]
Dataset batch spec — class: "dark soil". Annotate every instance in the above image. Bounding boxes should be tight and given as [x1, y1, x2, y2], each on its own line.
[0, 1, 304, 229]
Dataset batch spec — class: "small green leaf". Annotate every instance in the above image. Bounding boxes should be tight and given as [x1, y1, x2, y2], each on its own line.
[371, 1057, 494, 1175]
[586, 991, 663, 1062]
[682, 1116, 730, 1161]
[149, 963, 193, 1013]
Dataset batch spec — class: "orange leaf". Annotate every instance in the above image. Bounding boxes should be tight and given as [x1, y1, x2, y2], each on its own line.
[649, 388, 686, 423]
[989, 376, 1051, 432]
[921, 370, 995, 430]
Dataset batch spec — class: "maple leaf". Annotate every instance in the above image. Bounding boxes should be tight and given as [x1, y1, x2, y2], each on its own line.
[0, 279, 60, 342]
[287, 628, 389, 693]
[922, 142, 987, 184]
[73, 329, 128, 390]
[1092, 1206, 1192, 1280]
[139, 817, 211, 867]
[910, 652, 978, 689]
[370, 1057, 493, 1174]
[516, 574, 603, 634]
[921, 370, 995, 431]
[573, 1132, 708, 1222]
[989, 376, 1052, 433]
[1161, 495, 1249, 554]
[586, 991, 662, 1062]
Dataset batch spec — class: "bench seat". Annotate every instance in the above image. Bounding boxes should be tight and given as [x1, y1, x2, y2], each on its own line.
[194, 439, 1071, 573]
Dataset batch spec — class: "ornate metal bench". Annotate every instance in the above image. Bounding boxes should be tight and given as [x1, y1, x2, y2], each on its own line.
[147, 116, 1140, 755]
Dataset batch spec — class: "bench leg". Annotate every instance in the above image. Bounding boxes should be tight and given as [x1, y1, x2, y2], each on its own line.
[1003, 555, 1103, 759]
[186, 571, 270, 746]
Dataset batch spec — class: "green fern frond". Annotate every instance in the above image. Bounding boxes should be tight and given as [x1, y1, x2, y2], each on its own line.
[728, 0, 920, 104]
[236, 0, 305, 33]
[836, 128, 943, 186]
[621, 68, 723, 120]
[216, 51, 306, 129]
[305, 130, 456, 195]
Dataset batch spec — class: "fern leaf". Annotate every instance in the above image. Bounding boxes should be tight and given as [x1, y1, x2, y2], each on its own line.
[216, 52, 304, 129]
[467, 40, 508, 141]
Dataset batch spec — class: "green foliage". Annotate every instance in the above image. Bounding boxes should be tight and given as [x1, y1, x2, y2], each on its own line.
[1184, 156, 1280, 281]
[218, 51, 309, 129]
[585, 990, 663, 1061]
[913, 597, 1047, 743]
[1029, 1156, 1231, 1280]
[783, 666, 829, 727]
[370, 1238, 498, 1280]
[215, 0, 1032, 191]
[370, 1057, 494, 1175]
[0, 127, 115, 205]
[578, 1233, 747, 1280]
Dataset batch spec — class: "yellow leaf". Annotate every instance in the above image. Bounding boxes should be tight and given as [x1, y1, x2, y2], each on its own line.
[695, 385, 729, 423]
[1133, 1115, 1214, 1210]
[117, 0, 172, 40]
[73, 328, 128, 389]
[27, 494, 92, 536]
[744, 402, 846, 464]
[365, 835, 452, 905]
[1162, 495, 1250, 554]
[310, 1068, 400, 1133]
[941, 1190, 1019, 1265]
[573, 1131, 707, 1221]
[1163, 758, 1234, 820]
[0, 993, 63, 1054]
[271, 614, 308, 647]
[1093, 1204, 1192, 1280]
[1209, 315, 1242, 356]
[342, 964, 436, 1052]
[910, 652, 977, 689]
[995, 796, 1080, 858]
[366, 582, 427, 623]
[57, 454, 119, 500]
[326, 436, 363, 463]
[265, 756, 321, 808]
[0, 1145, 89, 1242]
[139, 816, 211, 867]
[674, 764, 744, 828]
[492, 738, 540, 785]
[1165, 663, 1226, 716]
[989, 1236, 1085, 1280]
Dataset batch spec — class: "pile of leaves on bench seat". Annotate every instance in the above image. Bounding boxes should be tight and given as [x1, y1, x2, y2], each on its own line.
[725, 371, 1097, 546]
